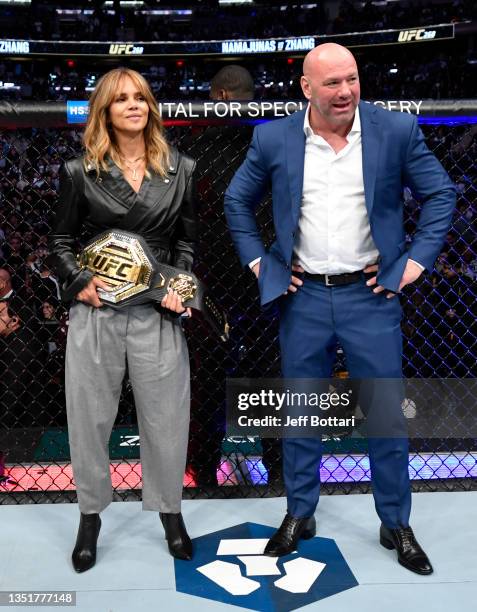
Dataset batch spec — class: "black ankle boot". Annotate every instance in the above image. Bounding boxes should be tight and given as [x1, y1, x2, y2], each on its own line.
[159, 512, 193, 561]
[72, 513, 101, 573]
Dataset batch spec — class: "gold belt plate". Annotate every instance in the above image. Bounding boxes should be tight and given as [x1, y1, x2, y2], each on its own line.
[78, 232, 162, 303]
[167, 273, 197, 302]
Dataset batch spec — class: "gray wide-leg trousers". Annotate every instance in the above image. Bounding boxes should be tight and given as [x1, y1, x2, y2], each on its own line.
[65, 301, 190, 515]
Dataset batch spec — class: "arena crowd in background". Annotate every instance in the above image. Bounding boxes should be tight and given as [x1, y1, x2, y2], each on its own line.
[0, 0, 475, 101]
[0, 0, 474, 41]
[0, 49, 475, 102]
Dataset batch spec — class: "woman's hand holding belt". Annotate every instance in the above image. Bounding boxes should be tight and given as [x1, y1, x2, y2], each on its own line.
[76, 276, 112, 308]
[76, 278, 192, 316]
[161, 288, 192, 317]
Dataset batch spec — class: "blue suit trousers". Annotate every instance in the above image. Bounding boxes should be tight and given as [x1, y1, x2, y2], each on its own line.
[279, 274, 412, 529]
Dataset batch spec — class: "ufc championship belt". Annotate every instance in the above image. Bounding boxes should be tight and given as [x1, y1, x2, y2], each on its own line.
[78, 229, 229, 341]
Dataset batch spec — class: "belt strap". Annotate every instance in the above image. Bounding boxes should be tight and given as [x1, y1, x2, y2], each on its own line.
[304, 270, 363, 286]
[98, 262, 229, 342]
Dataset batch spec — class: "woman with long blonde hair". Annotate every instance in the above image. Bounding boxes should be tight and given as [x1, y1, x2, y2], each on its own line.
[49, 68, 196, 572]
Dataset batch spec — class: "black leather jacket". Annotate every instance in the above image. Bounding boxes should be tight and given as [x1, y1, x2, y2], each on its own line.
[48, 147, 197, 301]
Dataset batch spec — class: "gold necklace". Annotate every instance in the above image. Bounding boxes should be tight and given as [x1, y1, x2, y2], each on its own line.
[121, 154, 145, 181]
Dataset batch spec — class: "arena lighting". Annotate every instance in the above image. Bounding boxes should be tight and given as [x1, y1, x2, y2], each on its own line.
[219, 0, 253, 5]
[287, 58, 294, 64]
[56, 8, 191, 17]
[56, 9, 93, 15]
[135, 10, 193, 16]
[66, 59, 75, 68]
[280, 4, 318, 9]
[103, 1, 144, 6]
[389, 67, 398, 73]
[2, 452, 476, 493]
[418, 116, 477, 125]
[176, 59, 184, 67]
[57, 9, 116, 16]
[57, 8, 193, 16]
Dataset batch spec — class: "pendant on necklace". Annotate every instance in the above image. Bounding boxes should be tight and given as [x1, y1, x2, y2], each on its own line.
[132, 169, 138, 181]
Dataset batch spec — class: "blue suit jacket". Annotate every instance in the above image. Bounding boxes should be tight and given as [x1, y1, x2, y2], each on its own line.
[224, 101, 456, 306]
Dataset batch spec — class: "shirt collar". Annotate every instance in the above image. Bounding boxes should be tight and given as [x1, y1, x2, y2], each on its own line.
[303, 103, 361, 138]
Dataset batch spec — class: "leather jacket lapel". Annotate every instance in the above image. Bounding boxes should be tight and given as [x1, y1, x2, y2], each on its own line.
[96, 160, 137, 210]
[119, 149, 180, 227]
[86, 149, 179, 214]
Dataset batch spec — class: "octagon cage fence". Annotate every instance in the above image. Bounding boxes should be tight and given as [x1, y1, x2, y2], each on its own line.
[0, 99, 476, 505]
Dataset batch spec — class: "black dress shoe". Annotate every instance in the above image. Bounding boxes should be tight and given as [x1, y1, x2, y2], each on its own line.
[159, 512, 193, 561]
[380, 524, 433, 575]
[72, 513, 101, 573]
[264, 512, 316, 557]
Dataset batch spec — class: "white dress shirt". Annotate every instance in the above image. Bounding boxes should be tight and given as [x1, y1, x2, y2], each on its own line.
[294, 105, 379, 274]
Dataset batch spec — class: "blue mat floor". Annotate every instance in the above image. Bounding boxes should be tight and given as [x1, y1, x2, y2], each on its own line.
[0, 491, 475, 611]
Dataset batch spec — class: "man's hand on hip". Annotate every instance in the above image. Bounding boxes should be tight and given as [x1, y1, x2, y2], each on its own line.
[398, 259, 424, 291]
[284, 264, 304, 294]
[252, 261, 304, 293]
[365, 260, 423, 299]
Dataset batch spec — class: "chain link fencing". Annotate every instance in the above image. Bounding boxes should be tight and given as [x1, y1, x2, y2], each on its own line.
[0, 108, 476, 504]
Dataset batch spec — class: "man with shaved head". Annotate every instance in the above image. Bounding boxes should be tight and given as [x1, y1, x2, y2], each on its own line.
[225, 43, 455, 574]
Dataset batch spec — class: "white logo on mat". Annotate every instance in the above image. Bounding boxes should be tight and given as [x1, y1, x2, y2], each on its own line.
[197, 538, 325, 595]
